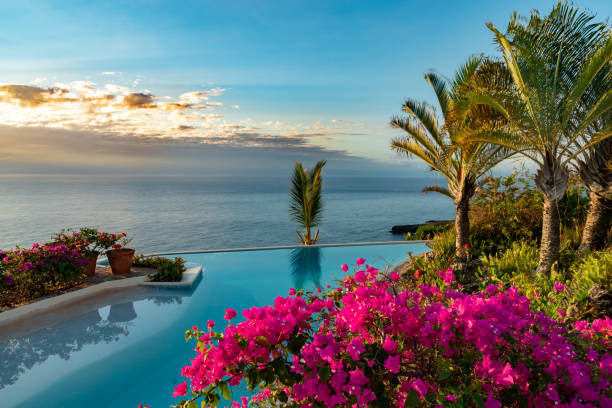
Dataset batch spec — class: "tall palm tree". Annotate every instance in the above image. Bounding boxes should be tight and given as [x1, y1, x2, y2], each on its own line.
[390, 56, 514, 261]
[576, 41, 612, 254]
[290, 160, 326, 245]
[469, 2, 612, 274]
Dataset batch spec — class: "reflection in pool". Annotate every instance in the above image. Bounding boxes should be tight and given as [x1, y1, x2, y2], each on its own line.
[0, 242, 427, 408]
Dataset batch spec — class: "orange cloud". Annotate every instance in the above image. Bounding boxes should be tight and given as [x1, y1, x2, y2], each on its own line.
[0, 85, 73, 107]
[120, 92, 157, 109]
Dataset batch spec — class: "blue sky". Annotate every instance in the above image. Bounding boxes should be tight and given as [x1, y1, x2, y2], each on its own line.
[0, 0, 610, 174]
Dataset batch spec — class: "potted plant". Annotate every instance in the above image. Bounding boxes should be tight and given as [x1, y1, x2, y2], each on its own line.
[99, 232, 134, 275]
[53, 228, 102, 277]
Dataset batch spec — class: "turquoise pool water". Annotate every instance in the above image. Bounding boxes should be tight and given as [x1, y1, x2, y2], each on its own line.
[0, 242, 427, 408]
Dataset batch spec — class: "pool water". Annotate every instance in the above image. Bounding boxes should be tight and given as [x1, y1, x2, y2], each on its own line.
[0, 243, 427, 408]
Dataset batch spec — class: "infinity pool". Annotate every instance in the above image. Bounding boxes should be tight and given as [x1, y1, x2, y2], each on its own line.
[0, 242, 427, 408]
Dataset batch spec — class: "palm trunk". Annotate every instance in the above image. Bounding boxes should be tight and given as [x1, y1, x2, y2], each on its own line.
[537, 196, 561, 276]
[579, 191, 612, 254]
[455, 196, 470, 261]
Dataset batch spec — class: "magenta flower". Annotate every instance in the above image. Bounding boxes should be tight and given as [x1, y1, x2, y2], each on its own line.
[384, 355, 400, 373]
[341, 264, 348, 272]
[554, 281, 565, 293]
[356, 257, 366, 266]
[382, 335, 398, 353]
[172, 381, 188, 397]
[224, 308, 237, 320]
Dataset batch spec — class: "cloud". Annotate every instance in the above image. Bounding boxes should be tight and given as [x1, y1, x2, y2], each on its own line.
[120, 92, 157, 108]
[0, 84, 72, 107]
[232, 105, 240, 109]
[102, 71, 121, 75]
[0, 78, 371, 166]
[0, 124, 382, 175]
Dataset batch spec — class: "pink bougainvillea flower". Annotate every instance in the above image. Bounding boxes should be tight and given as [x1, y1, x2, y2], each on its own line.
[289, 288, 297, 296]
[341, 264, 349, 272]
[554, 282, 565, 293]
[382, 335, 398, 353]
[356, 257, 366, 266]
[224, 308, 237, 320]
[389, 272, 399, 282]
[484, 392, 502, 408]
[384, 355, 400, 373]
[206, 320, 215, 330]
[172, 381, 188, 397]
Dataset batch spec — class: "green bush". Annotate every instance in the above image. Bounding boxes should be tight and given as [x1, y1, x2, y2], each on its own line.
[470, 172, 543, 257]
[1, 243, 87, 306]
[569, 250, 612, 307]
[469, 172, 589, 258]
[482, 241, 539, 279]
[405, 223, 451, 240]
[132, 255, 186, 282]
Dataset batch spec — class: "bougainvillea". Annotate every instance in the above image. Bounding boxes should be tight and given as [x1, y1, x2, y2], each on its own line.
[0, 243, 87, 304]
[172, 259, 611, 408]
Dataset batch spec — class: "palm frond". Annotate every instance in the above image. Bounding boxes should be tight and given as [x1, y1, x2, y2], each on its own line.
[421, 185, 453, 199]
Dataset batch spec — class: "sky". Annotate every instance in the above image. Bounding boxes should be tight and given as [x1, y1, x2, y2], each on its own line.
[0, 0, 610, 175]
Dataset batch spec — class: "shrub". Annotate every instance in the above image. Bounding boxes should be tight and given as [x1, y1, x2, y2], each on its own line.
[170, 260, 612, 408]
[0, 243, 87, 305]
[569, 250, 612, 311]
[132, 255, 186, 282]
[470, 172, 543, 257]
[482, 241, 539, 279]
[469, 172, 589, 258]
[405, 223, 451, 241]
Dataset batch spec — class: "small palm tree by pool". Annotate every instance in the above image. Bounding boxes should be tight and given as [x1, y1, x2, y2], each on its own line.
[289, 160, 326, 245]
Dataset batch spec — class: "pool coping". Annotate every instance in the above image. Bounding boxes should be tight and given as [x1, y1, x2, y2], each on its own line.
[133, 240, 428, 257]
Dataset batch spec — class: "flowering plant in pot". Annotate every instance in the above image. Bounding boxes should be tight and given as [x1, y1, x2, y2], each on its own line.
[52, 228, 104, 276]
[98, 232, 134, 275]
[52, 228, 132, 276]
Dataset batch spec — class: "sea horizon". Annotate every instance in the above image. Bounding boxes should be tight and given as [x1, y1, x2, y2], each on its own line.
[0, 174, 454, 253]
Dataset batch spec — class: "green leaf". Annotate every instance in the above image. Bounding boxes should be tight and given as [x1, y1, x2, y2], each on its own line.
[318, 366, 331, 382]
[404, 389, 420, 407]
[218, 382, 231, 401]
[473, 393, 484, 408]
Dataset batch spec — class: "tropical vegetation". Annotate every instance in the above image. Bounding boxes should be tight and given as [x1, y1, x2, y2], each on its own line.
[170, 260, 611, 408]
[466, 3, 611, 274]
[0, 243, 87, 306]
[390, 55, 514, 261]
[393, 1, 611, 275]
[290, 160, 326, 245]
[0, 228, 132, 307]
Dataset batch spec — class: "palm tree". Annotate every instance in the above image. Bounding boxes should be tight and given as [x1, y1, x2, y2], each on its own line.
[472, 2, 612, 274]
[390, 56, 514, 261]
[289, 160, 326, 245]
[576, 42, 612, 254]
[577, 133, 612, 254]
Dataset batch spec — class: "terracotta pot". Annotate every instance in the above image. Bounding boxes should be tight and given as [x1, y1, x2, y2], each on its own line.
[106, 248, 135, 275]
[85, 254, 99, 277]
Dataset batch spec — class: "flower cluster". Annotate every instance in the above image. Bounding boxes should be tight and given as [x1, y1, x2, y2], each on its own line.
[171, 259, 611, 408]
[53, 228, 130, 255]
[0, 243, 87, 304]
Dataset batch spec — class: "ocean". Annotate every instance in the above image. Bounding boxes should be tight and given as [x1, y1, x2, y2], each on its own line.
[0, 174, 454, 253]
